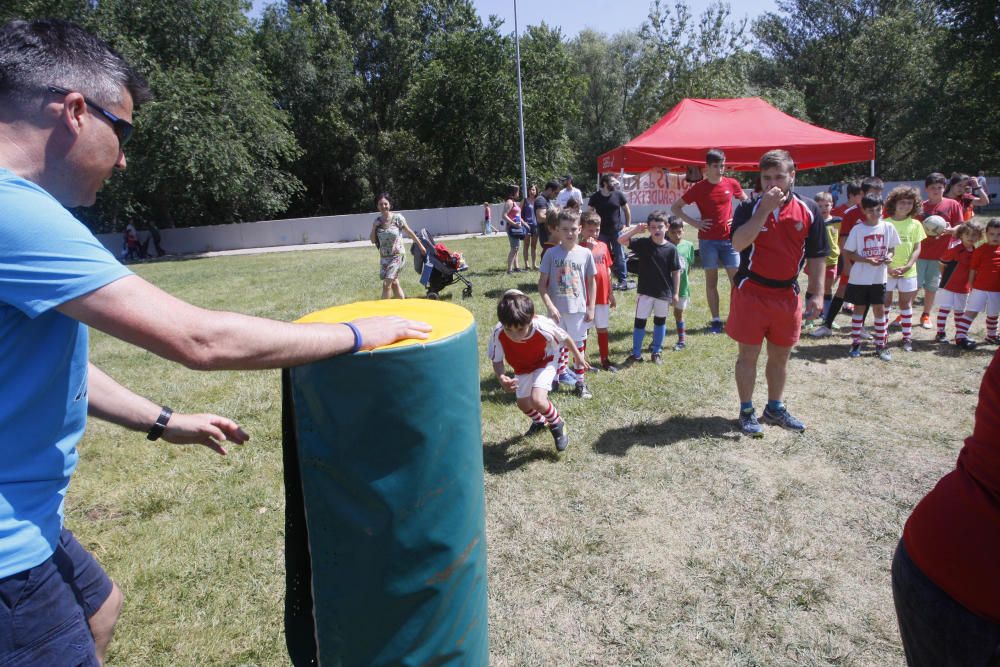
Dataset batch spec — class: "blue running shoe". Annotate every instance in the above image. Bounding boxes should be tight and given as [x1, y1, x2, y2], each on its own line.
[848, 343, 862, 358]
[761, 405, 806, 432]
[558, 371, 578, 386]
[739, 409, 764, 438]
[709, 319, 724, 334]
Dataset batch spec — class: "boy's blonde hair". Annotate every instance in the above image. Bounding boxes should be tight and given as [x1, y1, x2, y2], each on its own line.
[885, 185, 920, 217]
[557, 209, 580, 226]
[814, 191, 833, 203]
[545, 206, 561, 230]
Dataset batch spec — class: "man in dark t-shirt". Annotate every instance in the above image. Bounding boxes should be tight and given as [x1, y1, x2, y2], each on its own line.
[535, 179, 559, 246]
[589, 174, 632, 289]
[727, 150, 828, 437]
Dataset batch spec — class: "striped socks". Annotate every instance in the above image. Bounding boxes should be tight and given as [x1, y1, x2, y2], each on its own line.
[937, 308, 950, 336]
[900, 308, 913, 341]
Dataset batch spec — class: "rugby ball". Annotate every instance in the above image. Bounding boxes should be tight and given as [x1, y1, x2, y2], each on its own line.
[922, 215, 947, 237]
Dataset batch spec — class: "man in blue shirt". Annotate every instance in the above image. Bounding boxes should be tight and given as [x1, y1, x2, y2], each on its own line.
[0, 19, 431, 663]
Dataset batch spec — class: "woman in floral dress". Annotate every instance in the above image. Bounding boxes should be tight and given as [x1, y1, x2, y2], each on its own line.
[370, 193, 425, 299]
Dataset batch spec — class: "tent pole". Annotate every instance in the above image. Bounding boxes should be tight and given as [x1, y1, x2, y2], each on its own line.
[870, 160, 875, 177]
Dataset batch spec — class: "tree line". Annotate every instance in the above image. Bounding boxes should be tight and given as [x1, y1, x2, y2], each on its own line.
[2, 0, 995, 232]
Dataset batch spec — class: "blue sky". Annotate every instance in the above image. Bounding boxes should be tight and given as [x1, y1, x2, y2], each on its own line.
[249, 1, 779, 35]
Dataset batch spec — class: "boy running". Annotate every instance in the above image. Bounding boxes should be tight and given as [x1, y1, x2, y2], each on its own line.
[488, 290, 587, 451]
[842, 194, 901, 361]
[667, 217, 696, 350]
[539, 210, 597, 398]
[618, 211, 681, 365]
[580, 211, 617, 371]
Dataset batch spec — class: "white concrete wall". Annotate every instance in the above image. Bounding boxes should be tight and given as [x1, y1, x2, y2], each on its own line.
[94, 204, 497, 256]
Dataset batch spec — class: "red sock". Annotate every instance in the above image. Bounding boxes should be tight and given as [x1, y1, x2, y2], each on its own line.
[597, 330, 609, 361]
[541, 401, 560, 426]
[575, 339, 587, 376]
[936, 308, 950, 335]
[956, 312, 975, 339]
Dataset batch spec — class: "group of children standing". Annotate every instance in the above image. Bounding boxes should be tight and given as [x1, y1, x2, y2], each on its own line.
[487, 205, 696, 451]
[809, 174, 1000, 358]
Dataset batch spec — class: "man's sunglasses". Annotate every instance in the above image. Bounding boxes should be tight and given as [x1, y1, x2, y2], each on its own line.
[47, 85, 133, 148]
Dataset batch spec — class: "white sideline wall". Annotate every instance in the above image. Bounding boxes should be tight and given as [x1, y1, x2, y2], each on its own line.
[94, 178, 999, 256]
[94, 204, 498, 256]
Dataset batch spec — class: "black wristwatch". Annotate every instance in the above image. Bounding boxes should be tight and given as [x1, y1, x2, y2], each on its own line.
[146, 406, 173, 441]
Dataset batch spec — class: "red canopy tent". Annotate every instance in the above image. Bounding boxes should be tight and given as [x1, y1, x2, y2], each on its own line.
[597, 97, 875, 174]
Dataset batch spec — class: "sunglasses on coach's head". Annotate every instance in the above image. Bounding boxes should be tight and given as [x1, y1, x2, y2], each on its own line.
[47, 85, 134, 148]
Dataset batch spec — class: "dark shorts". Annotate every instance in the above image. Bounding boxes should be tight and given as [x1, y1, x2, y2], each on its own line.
[0, 528, 112, 666]
[892, 540, 1000, 666]
[844, 282, 886, 306]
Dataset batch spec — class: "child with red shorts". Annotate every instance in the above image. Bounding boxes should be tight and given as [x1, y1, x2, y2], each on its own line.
[936, 221, 984, 342]
[955, 219, 1000, 349]
[487, 290, 588, 451]
[580, 211, 617, 371]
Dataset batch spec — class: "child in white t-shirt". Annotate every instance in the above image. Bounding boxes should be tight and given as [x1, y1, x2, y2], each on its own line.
[842, 194, 901, 361]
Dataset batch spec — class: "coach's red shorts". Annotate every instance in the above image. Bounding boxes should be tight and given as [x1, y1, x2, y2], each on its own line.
[726, 280, 802, 347]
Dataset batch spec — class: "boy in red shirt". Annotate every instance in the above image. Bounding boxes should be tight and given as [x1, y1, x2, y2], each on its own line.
[671, 148, 748, 334]
[955, 219, 1000, 349]
[918, 172, 966, 327]
[935, 221, 984, 342]
[580, 211, 617, 371]
[487, 290, 588, 451]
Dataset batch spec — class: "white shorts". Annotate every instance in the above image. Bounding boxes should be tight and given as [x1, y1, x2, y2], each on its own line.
[886, 276, 919, 293]
[936, 289, 969, 313]
[635, 294, 670, 319]
[560, 311, 589, 341]
[674, 296, 690, 312]
[515, 363, 557, 399]
[965, 289, 1000, 316]
[594, 304, 610, 330]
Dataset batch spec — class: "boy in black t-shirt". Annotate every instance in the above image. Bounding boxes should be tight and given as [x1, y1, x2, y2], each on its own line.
[618, 210, 681, 365]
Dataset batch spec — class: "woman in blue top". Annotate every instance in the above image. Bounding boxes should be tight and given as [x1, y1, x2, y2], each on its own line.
[521, 183, 539, 271]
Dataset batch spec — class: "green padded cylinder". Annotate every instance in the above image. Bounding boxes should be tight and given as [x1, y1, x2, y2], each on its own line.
[282, 300, 488, 666]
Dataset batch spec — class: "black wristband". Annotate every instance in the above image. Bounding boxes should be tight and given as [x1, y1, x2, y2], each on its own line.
[146, 406, 173, 441]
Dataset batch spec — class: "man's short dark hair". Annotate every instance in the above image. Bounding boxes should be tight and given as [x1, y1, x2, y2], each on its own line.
[846, 181, 863, 197]
[706, 148, 726, 165]
[0, 19, 151, 113]
[861, 177, 884, 193]
[599, 174, 615, 188]
[562, 174, 573, 183]
[925, 172, 948, 187]
[759, 149, 795, 173]
[861, 193, 884, 210]
[544, 180, 560, 192]
[497, 291, 534, 327]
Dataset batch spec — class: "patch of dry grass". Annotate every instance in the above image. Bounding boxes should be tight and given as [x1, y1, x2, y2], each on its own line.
[73, 235, 993, 665]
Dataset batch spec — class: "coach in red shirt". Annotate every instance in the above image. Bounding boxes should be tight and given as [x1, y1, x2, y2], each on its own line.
[671, 148, 748, 334]
[727, 150, 828, 436]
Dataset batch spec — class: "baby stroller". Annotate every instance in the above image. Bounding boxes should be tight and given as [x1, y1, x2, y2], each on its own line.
[411, 229, 473, 299]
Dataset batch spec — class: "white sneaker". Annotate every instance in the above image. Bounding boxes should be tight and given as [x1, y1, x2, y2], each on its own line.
[809, 325, 833, 338]
[860, 328, 873, 341]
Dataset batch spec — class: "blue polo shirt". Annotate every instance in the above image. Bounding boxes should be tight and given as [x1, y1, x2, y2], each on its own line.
[0, 169, 131, 578]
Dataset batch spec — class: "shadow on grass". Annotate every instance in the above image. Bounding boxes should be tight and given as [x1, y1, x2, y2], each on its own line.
[791, 342, 852, 363]
[483, 282, 540, 299]
[593, 415, 739, 456]
[931, 342, 999, 359]
[483, 434, 560, 475]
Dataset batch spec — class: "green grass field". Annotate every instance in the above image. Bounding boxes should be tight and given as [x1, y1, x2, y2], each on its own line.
[75, 233, 994, 665]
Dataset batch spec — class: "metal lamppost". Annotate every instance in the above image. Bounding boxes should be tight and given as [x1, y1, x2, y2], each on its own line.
[513, 0, 528, 199]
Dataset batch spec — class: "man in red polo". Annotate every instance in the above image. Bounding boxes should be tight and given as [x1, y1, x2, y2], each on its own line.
[727, 150, 828, 436]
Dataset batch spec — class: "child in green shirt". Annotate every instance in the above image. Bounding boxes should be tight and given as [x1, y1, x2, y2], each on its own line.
[884, 186, 926, 351]
[667, 217, 696, 350]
